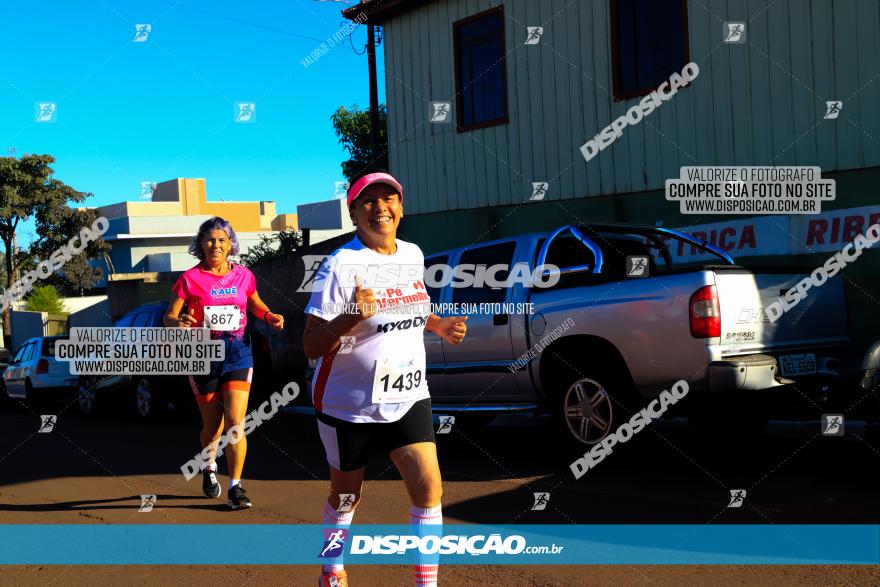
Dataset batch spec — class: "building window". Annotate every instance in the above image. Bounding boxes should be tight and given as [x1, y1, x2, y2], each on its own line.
[611, 0, 690, 100]
[453, 6, 508, 132]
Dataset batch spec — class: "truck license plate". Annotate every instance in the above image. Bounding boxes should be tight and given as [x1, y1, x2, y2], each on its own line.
[779, 353, 816, 376]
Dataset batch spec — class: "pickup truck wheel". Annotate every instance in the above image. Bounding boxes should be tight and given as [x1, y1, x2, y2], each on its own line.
[557, 377, 616, 446]
[544, 345, 640, 453]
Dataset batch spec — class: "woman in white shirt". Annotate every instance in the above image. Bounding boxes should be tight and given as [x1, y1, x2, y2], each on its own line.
[304, 171, 467, 587]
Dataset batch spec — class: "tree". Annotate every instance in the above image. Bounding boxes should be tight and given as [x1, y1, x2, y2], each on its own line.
[25, 285, 67, 314]
[54, 255, 103, 296]
[239, 227, 303, 268]
[331, 104, 389, 183]
[0, 154, 109, 337]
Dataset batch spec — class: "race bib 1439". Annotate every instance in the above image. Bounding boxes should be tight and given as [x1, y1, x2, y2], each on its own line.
[371, 355, 426, 404]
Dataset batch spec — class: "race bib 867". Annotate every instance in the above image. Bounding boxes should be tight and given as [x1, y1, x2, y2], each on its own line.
[203, 305, 241, 331]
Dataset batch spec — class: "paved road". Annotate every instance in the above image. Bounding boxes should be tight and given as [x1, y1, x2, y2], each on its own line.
[1, 393, 878, 585]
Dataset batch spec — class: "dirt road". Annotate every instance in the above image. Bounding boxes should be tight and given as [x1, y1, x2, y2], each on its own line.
[1, 399, 877, 585]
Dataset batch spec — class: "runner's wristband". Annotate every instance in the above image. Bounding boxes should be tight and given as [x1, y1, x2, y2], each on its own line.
[263, 310, 272, 322]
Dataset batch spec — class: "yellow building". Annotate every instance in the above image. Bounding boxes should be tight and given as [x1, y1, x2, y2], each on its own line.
[100, 178, 297, 232]
[97, 178, 298, 275]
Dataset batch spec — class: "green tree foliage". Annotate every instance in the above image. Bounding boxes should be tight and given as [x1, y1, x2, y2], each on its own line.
[25, 284, 67, 314]
[0, 154, 109, 334]
[331, 104, 389, 182]
[239, 227, 303, 268]
[54, 255, 103, 295]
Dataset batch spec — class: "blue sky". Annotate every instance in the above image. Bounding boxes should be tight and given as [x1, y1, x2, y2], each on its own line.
[0, 0, 383, 243]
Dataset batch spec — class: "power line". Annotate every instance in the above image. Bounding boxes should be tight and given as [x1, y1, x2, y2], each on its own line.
[148, 0, 328, 44]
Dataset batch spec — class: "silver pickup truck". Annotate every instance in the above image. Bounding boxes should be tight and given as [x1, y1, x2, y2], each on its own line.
[424, 223, 849, 447]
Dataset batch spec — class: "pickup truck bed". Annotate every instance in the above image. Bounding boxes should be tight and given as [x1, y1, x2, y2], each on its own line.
[424, 223, 849, 446]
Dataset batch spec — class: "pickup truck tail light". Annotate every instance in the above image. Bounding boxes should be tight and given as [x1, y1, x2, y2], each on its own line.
[689, 285, 721, 338]
[36, 358, 49, 374]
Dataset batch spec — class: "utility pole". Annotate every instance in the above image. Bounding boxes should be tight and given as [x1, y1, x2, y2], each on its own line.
[367, 22, 380, 163]
[333, 1, 381, 163]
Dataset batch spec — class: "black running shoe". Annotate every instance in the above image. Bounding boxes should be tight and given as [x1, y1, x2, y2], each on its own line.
[227, 484, 252, 510]
[202, 469, 221, 498]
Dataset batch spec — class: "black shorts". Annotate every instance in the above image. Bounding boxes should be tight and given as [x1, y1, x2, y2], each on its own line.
[315, 399, 435, 471]
[188, 368, 252, 404]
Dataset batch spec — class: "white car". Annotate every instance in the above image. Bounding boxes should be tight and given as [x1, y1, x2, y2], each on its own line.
[2, 336, 78, 403]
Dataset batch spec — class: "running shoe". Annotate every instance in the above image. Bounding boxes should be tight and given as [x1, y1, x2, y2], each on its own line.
[202, 469, 221, 498]
[318, 570, 348, 587]
[227, 484, 252, 510]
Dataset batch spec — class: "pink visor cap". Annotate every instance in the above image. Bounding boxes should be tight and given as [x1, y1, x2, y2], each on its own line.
[347, 172, 404, 208]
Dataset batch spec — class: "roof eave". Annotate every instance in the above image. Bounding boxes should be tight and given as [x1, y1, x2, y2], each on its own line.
[342, 0, 436, 24]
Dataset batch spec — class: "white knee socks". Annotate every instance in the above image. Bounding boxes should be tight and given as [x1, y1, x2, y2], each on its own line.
[410, 504, 442, 587]
[322, 500, 355, 574]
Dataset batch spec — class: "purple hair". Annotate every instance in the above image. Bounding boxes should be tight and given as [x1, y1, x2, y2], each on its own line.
[189, 217, 240, 260]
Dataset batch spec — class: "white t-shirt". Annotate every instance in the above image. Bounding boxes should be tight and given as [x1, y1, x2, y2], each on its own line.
[305, 235, 432, 423]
